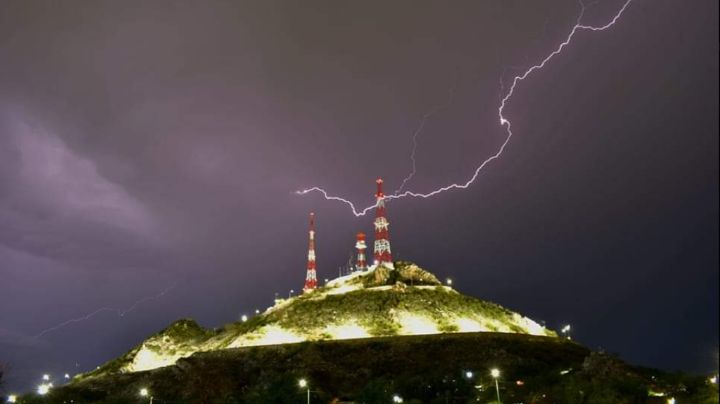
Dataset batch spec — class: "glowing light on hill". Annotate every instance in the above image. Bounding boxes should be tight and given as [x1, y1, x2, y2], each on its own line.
[512, 314, 549, 336]
[325, 322, 370, 340]
[456, 318, 486, 332]
[130, 343, 191, 372]
[397, 313, 439, 335]
[37, 383, 51, 395]
[236, 325, 304, 347]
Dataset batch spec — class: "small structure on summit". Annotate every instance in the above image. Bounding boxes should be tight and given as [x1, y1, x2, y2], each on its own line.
[303, 212, 318, 292]
[355, 232, 367, 272]
[373, 178, 393, 269]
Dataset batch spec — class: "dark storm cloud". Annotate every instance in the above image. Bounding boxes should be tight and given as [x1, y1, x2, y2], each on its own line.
[0, 0, 717, 392]
[0, 109, 158, 263]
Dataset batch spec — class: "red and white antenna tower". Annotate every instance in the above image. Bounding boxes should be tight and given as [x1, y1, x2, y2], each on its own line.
[355, 232, 367, 272]
[304, 212, 318, 292]
[373, 178, 394, 269]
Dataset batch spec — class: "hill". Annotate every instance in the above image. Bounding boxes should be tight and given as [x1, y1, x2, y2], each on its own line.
[16, 262, 718, 402]
[80, 262, 554, 378]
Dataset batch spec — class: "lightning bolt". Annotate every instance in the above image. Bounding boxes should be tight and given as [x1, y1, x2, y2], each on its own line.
[395, 86, 456, 194]
[33, 283, 177, 338]
[296, 0, 633, 217]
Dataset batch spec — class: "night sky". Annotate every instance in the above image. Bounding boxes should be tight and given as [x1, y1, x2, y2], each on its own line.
[1, 0, 717, 393]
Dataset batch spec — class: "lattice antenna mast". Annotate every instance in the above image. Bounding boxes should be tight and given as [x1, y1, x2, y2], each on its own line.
[303, 212, 318, 292]
[373, 178, 394, 269]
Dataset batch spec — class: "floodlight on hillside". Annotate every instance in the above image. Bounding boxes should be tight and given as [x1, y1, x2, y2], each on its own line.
[490, 368, 501, 403]
[37, 383, 51, 395]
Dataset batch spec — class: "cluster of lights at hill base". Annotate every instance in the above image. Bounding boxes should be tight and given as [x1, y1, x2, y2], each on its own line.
[295, 0, 633, 217]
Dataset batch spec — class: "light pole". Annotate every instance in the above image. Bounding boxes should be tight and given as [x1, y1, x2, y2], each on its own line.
[392, 394, 404, 403]
[490, 368, 501, 404]
[298, 378, 310, 404]
[140, 387, 154, 404]
[561, 324, 571, 339]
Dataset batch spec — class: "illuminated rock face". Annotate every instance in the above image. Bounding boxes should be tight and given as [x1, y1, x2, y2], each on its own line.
[82, 262, 556, 379]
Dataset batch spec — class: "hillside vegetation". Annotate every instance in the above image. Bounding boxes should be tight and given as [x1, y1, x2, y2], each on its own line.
[30, 333, 717, 403]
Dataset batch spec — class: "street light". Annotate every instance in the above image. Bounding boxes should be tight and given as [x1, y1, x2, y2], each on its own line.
[42, 374, 50, 381]
[392, 394, 404, 403]
[241, 314, 248, 322]
[667, 398, 675, 404]
[446, 278, 453, 286]
[490, 368, 501, 404]
[298, 378, 310, 404]
[7, 395, 17, 403]
[465, 370, 474, 379]
[561, 324, 571, 339]
[140, 387, 153, 403]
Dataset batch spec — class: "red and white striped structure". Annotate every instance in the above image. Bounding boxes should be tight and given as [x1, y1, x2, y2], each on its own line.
[303, 212, 318, 292]
[355, 232, 367, 271]
[373, 178, 394, 269]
